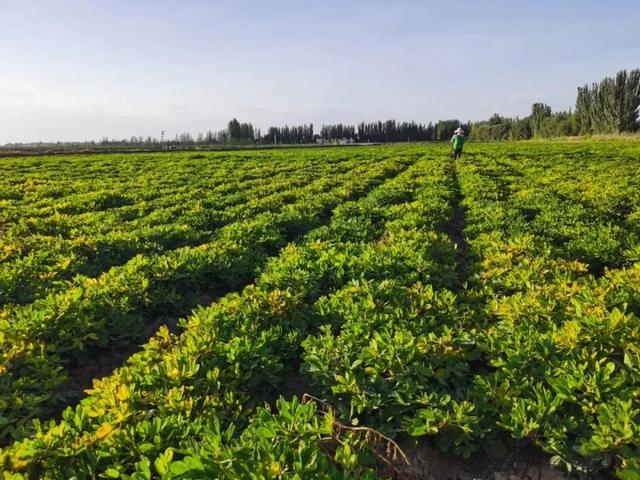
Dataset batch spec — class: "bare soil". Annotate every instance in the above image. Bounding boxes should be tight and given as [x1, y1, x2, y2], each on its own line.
[399, 440, 613, 480]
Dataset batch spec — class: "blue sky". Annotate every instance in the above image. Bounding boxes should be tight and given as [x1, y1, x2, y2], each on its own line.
[1, 0, 638, 143]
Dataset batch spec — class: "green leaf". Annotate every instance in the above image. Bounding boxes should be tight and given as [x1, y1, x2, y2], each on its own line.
[169, 461, 191, 475]
[617, 469, 640, 480]
[104, 468, 121, 478]
[154, 448, 174, 476]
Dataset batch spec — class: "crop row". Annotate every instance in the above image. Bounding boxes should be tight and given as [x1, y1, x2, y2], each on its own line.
[0, 150, 366, 223]
[455, 151, 640, 477]
[2, 142, 639, 478]
[0, 152, 300, 220]
[0, 154, 367, 306]
[0, 153, 416, 444]
[0, 154, 460, 478]
[279, 146, 640, 477]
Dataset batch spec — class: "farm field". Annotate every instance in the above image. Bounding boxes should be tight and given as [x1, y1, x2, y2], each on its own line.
[1, 141, 640, 479]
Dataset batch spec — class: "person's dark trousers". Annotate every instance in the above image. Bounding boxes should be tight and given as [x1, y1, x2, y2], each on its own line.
[453, 149, 462, 159]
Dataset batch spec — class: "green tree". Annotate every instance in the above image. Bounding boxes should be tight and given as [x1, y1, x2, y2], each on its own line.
[575, 69, 640, 135]
[511, 118, 532, 140]
[531, 103, 552, 137]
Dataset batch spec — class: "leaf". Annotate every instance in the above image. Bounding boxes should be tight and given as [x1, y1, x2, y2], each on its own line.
[117, 384, 130, 402]
[95, 422, 114, 440]
[154, 448, 174, 476]
[169, 461, 191, 475]
[104, 468, 121, 478]
[617, 469, 640, 480]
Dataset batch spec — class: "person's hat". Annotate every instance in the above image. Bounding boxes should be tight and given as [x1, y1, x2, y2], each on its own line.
[454, 127, 465, 134]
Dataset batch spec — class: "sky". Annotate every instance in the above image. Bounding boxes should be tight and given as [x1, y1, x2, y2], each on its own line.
[1, 0, 639, 144]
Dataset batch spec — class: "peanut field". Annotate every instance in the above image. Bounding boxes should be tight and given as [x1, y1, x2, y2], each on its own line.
[1, 141, 639, 479]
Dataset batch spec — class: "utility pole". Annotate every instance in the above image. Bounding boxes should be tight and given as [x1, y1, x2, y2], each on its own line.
[161, 130, 165, 150]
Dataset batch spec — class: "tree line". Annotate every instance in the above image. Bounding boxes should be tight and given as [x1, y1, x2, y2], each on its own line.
[218, 118, 471, 145]
[91, 67, 640, 148]
[88, 118, 472, 148]
[4, 68, 637, 149]
[471, 68, 640, 141]
[317, 120, 471, 143]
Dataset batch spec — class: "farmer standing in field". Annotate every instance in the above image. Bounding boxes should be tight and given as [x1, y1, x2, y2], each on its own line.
[451, 127, 466, 159]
